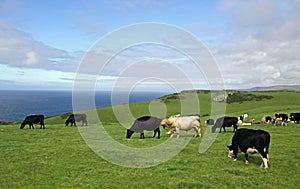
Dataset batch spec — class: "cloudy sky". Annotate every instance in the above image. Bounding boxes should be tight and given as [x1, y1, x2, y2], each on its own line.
[0, 0, 299, 91]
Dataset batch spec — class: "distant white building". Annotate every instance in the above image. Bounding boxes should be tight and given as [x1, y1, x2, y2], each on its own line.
[213, 93, 228, 102]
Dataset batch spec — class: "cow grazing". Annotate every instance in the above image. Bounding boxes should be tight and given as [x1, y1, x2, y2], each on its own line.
[290, 113, 300, 123]
[212, 116, 238, 133]
[205, 119, 214, 125]
[126, 116, 162, 139]
[273, 113, 288, 126]
[65, 114, 88, 126]
[227, 128, 270, 168]
[261, 115, 272, 124]
[161, 115, 201, 138]
[20, 115, 45, 129]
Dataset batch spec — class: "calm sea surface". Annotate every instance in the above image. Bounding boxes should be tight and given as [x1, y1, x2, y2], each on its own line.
[0, 90, 168, 122]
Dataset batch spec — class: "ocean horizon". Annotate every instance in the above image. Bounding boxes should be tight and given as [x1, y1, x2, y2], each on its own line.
[0, 90, 169, 122]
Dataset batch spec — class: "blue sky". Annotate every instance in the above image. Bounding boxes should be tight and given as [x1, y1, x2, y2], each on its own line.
[0, 0, 299, 91]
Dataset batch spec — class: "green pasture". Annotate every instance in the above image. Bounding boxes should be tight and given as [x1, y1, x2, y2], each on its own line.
[1, 91, 300, 188]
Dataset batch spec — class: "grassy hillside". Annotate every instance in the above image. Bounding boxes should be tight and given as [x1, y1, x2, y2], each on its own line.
[1, 91, 300, 188]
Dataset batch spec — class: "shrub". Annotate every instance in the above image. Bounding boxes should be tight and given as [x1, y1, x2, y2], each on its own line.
[227, 91, 273, 104]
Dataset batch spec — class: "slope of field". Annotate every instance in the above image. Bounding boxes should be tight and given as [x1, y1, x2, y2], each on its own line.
[1, 91, 299, 188]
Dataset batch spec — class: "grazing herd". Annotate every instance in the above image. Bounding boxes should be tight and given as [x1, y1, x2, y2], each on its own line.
[20, 113, 87, 129]
[19, 111, 299, 168]
[125, 112, 299, 168]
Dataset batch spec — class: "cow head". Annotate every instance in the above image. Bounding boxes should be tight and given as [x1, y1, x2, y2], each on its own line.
[126, 129, 134, 138]
[211, 125, 217, 133]
[227, 145, 235, 158]
[160, 119, 167, 128]
[161, 118, 174, 128]
[20, 122, 26, 129]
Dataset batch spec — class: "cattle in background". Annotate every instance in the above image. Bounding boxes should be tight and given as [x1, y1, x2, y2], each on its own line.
[161, 115, 201, 138]
[238, 114, 248, 125]
[227, 128, 270, 168]
[205, 119, 214, 126]
[20, 115, 45, 129]
[126, 116, 162, 139]
[249, 119, 255, 124]
[65, 114, 88, 126]
[212, 116, 238, 133]
[290, 113, 300, 123]
[238, 114, 248, 121]
[273, 113, 288, 126]
[261, 115, 272, 124]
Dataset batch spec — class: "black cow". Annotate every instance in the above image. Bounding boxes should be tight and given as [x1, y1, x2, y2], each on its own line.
[273, 113, 288, 126]
[126, 116, 162, 139]
[65, 114, 87, 126]
[290, 113, 300, 123]
[227, 128, 270, 168]
[20, 115, 45, 129]
[212, 116, 238, 133]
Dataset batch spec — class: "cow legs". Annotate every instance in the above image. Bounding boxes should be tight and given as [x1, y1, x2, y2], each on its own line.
[193, 127, 201, 137]
[197, 126, 201, 137]
[245, 154, 249, 164]
[169, 127, 178, 138]
[260, 155, 269, 168]
[140, 133, 145, 139]
[233, 125, 237, 132]
[282, 121, 288, 126]
[152, 128, 160, 139]
[220, 126, 226, 133]
[169, 128, 180, 138]
[233, 149, 238, 161]
[40, 121, 45, 129]
[81, 120, 88, 126]
[258, 149, 269, 168]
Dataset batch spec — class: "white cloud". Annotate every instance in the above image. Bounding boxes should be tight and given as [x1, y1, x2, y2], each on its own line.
[214, 0, 300, 89]
[0, 20, 79, 71]
[23, 51, 38, 66]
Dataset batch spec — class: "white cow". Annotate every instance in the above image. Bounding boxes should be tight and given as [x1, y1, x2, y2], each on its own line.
[161, 115, 201, 138]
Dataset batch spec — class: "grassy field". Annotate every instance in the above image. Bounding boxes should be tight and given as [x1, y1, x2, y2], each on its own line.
[1, 91, 300, 188]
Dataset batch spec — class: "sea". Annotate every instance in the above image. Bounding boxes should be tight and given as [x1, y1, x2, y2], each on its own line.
[0, 90, 168, 122]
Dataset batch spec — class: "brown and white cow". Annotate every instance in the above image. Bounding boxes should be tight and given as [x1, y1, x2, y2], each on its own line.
[161, 115, 201, 138]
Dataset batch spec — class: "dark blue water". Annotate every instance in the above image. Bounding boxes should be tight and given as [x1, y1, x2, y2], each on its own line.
[0, 90, 168, 122]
